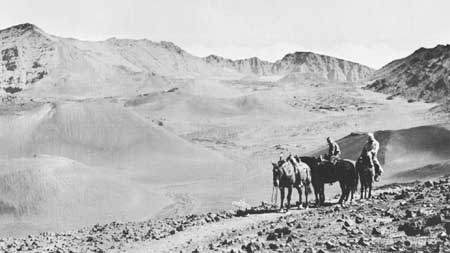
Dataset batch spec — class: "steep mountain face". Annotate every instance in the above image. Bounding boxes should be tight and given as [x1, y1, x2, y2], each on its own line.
[0, 23, 56, 92]
[0, 23, 374, 98]
[203, 52, 374, 82]
[272, 52, 374, 82]
[203, 55, 274, 75]
[367, 44, 450, 102]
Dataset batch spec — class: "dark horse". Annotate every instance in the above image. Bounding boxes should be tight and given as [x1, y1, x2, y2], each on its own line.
[356, 151, 375, 199]
[299, 156, 358, 206]
[272, 156, 312, 211]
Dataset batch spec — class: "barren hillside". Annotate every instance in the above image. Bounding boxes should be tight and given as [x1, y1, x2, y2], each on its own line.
[368, 44, 450, 102]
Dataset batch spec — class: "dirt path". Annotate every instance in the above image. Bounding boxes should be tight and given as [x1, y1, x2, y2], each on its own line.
[2, 178, 450, 252]
[128, 210, 304, 252]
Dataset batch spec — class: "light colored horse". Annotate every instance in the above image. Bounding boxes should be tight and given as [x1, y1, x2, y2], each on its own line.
[272, 154, 312, 211]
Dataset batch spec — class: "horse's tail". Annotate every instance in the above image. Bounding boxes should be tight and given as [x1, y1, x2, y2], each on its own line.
[305, 166, 313, 195]
[350, 160, 359, 194]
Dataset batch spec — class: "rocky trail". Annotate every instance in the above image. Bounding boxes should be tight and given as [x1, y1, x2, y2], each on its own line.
[1, 176, 450, 252]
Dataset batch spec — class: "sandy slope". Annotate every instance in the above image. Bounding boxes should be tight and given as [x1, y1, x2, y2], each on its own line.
[0, 155, 166, 237]
[0, 100, 241, 236]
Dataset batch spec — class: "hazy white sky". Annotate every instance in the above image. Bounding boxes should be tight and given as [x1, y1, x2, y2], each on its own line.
[1, 0, 449, 68]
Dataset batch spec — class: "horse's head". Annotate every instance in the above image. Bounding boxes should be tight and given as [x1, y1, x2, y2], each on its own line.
[286, 154, 293, 163]
[272, 162, 281, 187]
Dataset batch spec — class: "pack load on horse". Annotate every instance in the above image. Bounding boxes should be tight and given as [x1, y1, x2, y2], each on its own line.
[272, 153, 312, 212]
[270, 132, 383, 207]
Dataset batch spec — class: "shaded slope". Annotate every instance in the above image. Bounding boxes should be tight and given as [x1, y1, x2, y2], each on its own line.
[367, 44, 450, 102]
[309, 125, 450, 180]
[393, 160, 450, 180]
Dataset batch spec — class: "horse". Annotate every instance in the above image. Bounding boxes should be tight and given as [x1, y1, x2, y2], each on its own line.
[356, 151, 375, 199]
[271, 157, 312, 211]
[286, 154, 312, 209]
[299, 155, 358, 206]
[296, 155, 322, 205]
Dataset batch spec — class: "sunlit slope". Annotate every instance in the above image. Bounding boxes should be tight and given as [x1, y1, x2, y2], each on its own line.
[0, 102, 239, 182]
[0, 155, 166, 237]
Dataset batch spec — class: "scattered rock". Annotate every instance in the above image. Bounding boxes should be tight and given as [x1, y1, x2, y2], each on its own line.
[266, 232, 277, 241]
[398, 220, 424, 236]
[371, 227, 383, 236]
[426, 214, 444, 226]
[355, 215, 364, 224]
[439, 232, 448, 240]
[424, 180, 434, 188]
[324, 240, 336, 250]
[388, 246, 398, 252]
[343, 220, 353, 227]
[358, 237, 369, 247]
[268, 243, 278, 250]
[405, 209, 416, 218]
[242, 241, 261, 253]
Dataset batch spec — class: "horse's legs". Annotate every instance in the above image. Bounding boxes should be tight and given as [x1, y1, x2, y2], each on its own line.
[296, 186, 302, 209]
[286, 186, 292, 210]
[320, 184, 325, 205]
[368, 183, 372, 199]
[304, 185, 309, 209]
[338, 182, 345, 204]
[280, 187, 285, 210]
[344, 185, 350, 202]
[350, 187, 354, 203]
[360, 180, 364, 199]
[313, 183, 320, 206]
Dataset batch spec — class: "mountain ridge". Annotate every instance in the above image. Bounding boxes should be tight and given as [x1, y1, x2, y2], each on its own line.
[0, 23, 374, 97]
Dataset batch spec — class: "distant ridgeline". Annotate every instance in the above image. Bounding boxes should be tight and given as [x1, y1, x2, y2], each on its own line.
[0, 23, 373, 97]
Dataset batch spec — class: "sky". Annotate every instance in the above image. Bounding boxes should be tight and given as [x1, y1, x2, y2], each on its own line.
[1, 0, 449, 69]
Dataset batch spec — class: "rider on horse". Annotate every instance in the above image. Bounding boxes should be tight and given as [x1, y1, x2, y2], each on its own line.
[361, 133, 384, 181]
[327, 137, 341, 162]
[325, 137, 341, 181]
